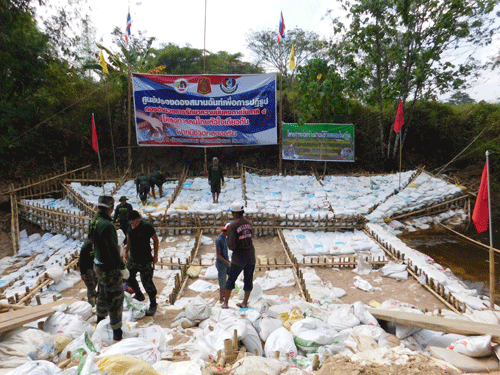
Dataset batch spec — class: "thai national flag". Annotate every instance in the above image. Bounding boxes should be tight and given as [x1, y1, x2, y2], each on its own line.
[278, 11, 285, 41]
[125, 9, 131, 42]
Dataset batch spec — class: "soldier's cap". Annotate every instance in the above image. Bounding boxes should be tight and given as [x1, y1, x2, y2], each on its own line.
[119, 196, 128, 201]
[97, 194, 115, 208]
[213, 157, 218, 161]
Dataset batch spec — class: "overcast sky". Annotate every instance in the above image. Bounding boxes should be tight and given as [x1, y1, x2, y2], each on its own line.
[83, 0, 500, 103]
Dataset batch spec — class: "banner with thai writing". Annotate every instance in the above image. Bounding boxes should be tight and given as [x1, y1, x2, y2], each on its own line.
[282, 123, 355, 162]
[132, 73, 277, 147]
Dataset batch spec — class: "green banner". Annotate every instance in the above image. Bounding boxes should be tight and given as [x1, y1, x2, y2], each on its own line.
[282, 123, 355, 162]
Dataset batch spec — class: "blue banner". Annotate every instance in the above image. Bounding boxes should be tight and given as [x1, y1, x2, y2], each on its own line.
[132, 73, 277, 147]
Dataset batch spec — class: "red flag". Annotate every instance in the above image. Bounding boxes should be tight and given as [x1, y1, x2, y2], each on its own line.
[91, 117, 99, 154]
[394, 99, 404, 133]
[472, 161, 489, 233]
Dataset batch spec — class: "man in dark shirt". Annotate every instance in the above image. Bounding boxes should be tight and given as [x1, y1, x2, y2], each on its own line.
[135, 174, 150, 204]
[149, 171, 166, 199]
[113, 196, 133, 233]
[221, 201, 256, 309]
[125, 210, 159, 316]
[90, 194, 129, 341]
[207, 157, 224, 204]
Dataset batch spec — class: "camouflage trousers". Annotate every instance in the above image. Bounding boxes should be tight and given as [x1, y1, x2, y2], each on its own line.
[94, 266, 124, 330]
[126, 260, 157, 299]
[83, 269, 98, 307]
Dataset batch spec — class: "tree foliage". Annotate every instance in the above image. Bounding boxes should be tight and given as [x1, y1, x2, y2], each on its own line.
[447, 91, 476, 105]
[246, 28, 327, 87]
[329, 0, 498, 159]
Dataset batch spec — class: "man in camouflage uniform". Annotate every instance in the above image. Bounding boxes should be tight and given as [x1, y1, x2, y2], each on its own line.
[78, 241, 97, 307]
[149, 171, 166, 199]
[135, 174, 150, 204]
[113, 196, 133, 233]
[90, 194, 129, 341]
[208, 157, 224, 204]
[125, 210, 159, 316]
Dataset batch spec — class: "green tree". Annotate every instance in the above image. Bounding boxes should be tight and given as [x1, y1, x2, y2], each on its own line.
[151, 44, 262, 75]
[330, 0, 498, 159]
[294, 59, 351, 124]
[246, 28, 327, 88]
[447, 91, 476, 105]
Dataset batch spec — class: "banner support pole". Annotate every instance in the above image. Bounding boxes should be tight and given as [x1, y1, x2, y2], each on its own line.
[93, 113, 105, 193]
[279, 72, 283, 175]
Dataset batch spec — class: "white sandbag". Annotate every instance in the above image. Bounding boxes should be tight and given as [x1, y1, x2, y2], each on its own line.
[264, 327, 297, 358]
[98, 338, 160, 365]
[61, 332, 97, 360]
[257, 317, 283, 341]
[187, 279, 218, 293]
[91, 319, 135, 351]
[350, 301, 378, 326]
[290, 317, 338, 353]
[243, 308, 261, 323]
[203, 265, 218, 280]
[5, 360, 62, 375]
[344, 332, 378, 353]
[353, 276, 374, 292]
[0, 328, 57, 367]
[45, 267, 64, 283]
[411, 329, 444, 348]
[352, 325, 387, 342]
[43, 312, 94, 339]
[467, 309, 499, 325]
[241, 319, 263, 356]
[231, 356, 286, 375]
[448, 335, 493, 358]
[429, 346, 499, 373]
[66, 301, 93, 321]
[134, 325, 167, 351]
[327, 305, 360, 331]
[426, 333, 467, 348]
[184, 295, 212, 323]
[353, 256, 372, 275]
[153, 359, 204, 375]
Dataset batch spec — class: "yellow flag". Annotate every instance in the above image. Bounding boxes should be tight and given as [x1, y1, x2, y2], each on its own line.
[99, 50, 109, 74]
[289, 43, 295, 70]
[147, 65, 166, 74]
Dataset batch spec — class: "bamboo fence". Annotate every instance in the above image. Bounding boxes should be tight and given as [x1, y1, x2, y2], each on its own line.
[6, 164, 477, 311]
[364, 228, 466, 314]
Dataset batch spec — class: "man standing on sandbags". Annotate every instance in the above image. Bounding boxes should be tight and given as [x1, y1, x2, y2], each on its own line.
[90, 194, 129, 341]
[124, 210, 159, 316]
[207, 156, 224, 204]
[221, 201, 256, 309]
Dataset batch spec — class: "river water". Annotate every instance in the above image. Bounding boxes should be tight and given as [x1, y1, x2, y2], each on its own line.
[400, 225, 499, 301]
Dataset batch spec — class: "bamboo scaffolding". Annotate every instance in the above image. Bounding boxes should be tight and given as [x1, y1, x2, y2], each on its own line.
[277, 229, 309, 302]
[363, 228, 464, 314]
[18, 202, 90, 240]
[391, 195, 469, 221]
[6, 165, 91, 196]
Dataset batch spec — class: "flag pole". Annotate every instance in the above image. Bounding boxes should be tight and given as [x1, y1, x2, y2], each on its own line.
[399, 132, 402, 190]
[279, 71, 283, 175]
[93, 113, 105, 193]
[486, 150, 495, 308]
